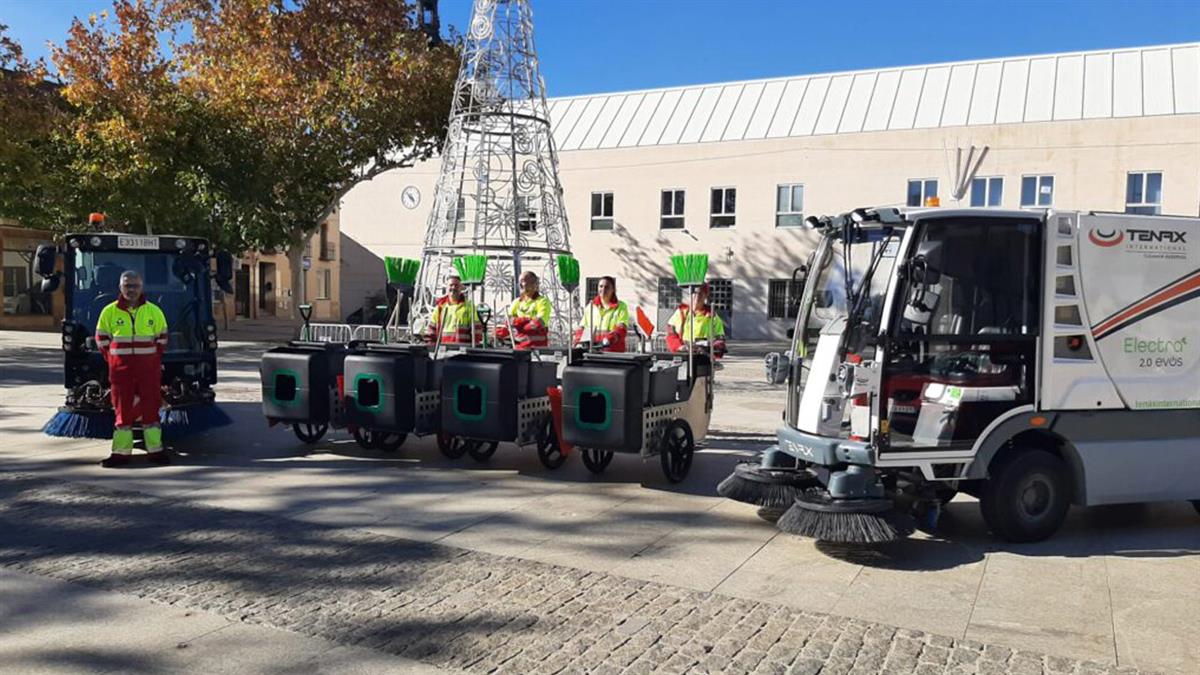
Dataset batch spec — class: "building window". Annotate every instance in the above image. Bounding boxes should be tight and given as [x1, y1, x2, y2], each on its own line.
[585, 276, 613, 300]
[708, 278, 733, 337]
[660, 189, 685, 229]
[907, 179, 938, 207]
[517, 195, 539, 232]
[970, 177, 1003, 207]
[776, 184, 804, 227]
[1125, 172, 1162, 215]
[591, 192, 614, 230]
[452, 196, 466, 232]
[1021, 175, 1054, 207]
[2, 241, 53, 316]
[768, 279, 803, 319]
[316, 269, 331, 300]
[710, 187, 736, 228]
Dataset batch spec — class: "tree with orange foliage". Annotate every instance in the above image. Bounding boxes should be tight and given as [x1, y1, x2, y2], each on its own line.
[34, 0, 457, 316]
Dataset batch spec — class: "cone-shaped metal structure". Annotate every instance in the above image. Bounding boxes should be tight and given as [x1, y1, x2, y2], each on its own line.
[411, 0, 576, 342]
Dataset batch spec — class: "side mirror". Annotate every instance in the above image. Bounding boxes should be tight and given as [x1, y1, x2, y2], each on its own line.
[35, 245, 57, 277]
[215, 251, 234, 294]
[41, 275, 61, 293]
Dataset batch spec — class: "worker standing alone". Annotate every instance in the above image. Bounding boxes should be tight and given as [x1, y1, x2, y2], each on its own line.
[576, 276, 630, 352]
[665, 282, 727, 357]
[95, 270, 169, 467]
[497, 271, 553, 349]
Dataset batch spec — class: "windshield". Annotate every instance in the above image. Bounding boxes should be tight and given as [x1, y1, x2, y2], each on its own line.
[794, 229, 902, 358]
[70, 251, 211, 353]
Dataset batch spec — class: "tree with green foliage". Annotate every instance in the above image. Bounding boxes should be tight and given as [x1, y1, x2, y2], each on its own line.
[1, 0, 458, 317]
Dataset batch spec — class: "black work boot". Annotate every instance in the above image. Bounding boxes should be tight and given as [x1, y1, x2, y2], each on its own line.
[100, 454, 131, 468]
[146, 451, 170, 465]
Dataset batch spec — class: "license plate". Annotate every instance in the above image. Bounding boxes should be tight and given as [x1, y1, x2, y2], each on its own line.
[117, 236, 160, 250]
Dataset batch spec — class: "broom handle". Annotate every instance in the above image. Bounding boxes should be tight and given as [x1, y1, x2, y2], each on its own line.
[688, 286, 696, 386]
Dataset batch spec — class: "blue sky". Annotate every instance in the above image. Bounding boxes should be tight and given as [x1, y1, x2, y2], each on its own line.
[4, 0, 1198, 97]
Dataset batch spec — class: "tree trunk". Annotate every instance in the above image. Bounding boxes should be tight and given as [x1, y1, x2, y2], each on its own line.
[286, 232, 306, 321]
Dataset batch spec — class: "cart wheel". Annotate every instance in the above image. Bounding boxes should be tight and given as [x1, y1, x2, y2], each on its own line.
[439, 433, 468, 459]
[378, 433, 406, 452]
[581, 448, 613, 474]
[660, 419, 695, 484]
[293, 422, 328, 444]
[536, 418, 567, 469]
[352, 427, 377, 449]
[467, 440, 499, 462]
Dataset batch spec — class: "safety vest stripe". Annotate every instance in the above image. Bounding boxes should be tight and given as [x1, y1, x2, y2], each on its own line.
[132, 346, 159, 355]
[112, 335, 157, 344]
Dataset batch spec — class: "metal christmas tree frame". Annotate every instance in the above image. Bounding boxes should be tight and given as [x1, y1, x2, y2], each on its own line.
[411, 0, 576, 342]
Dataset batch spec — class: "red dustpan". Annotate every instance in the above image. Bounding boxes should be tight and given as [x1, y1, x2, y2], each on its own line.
[546, 385, 574, 456]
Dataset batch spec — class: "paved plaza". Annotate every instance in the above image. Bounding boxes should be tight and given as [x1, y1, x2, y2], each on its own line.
[1, 330, 1197, 674]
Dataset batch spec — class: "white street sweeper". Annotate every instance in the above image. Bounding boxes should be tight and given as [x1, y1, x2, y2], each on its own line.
[719, 206, 1200, 543]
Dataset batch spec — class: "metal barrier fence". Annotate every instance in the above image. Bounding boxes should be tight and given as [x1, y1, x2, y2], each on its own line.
[298, 323, 353, 343]
[349, 325, 411, 344]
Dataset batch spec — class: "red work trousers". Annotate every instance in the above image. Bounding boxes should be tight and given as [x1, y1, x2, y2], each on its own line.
[109, 357, 162, 427]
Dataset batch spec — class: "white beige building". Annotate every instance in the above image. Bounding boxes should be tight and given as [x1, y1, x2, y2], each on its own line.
[341, 42, 1200, 339]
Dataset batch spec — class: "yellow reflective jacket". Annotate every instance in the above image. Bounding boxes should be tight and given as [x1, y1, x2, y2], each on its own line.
[95, 296, 168, 364]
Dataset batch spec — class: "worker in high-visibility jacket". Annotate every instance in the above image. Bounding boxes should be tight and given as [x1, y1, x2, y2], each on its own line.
[95, 270, 169, 467]
[575, 275, 630, 352]
[665, 283, 727, 358]
[496, 271, 553, 349]
[425, 275, 483, 345]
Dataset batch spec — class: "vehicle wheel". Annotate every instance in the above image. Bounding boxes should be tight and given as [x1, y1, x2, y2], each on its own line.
[659, 419, 695, 484]
[979, 450, 1071, 543]
[378, 433, 406, 452]
[536, 418, 567, 469]
[467, 440, 499, 462]
[352, 427, 377, 449]
[581, 448, 614, 474]
[439, 434, 468, 459]
[293, 422, 328, 444]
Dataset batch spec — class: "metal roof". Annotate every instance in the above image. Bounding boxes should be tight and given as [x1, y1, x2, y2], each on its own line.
[546, 43, 1200, 152]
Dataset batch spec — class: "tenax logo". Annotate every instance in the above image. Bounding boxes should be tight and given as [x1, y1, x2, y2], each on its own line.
[1088, 227, 1188, 256]
[1087, 228, 1124, 247]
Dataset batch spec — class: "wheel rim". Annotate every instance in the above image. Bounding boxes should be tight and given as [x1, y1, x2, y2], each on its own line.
[661, 423, 693, 482]
[537, 422, 566, 469]
[440, 435, 468, 459]
[1018, 474, 1054, 522]
[468, 440, 498, 461]
[294, 423, 326, 443]
[378, 433, 405, 451]
[353, 427, 374, 449]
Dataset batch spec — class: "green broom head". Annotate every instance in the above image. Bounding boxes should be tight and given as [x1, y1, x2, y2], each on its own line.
[454, 254, 488, 285]
[385, 257, 420, 290]
[671, 253, 709, 288]
[556, 255, 580, 290]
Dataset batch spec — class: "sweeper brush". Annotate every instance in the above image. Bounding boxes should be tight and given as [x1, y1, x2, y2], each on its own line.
[777, 488, 916, 544]
[717, 462, 819, 509]
[43, 404, 232, 440]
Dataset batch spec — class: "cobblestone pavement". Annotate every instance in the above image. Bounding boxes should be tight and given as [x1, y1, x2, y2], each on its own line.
[0, 474, 1151, 675]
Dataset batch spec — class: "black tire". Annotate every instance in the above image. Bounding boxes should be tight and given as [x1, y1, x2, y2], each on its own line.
[659, 419, 695, 484]
[439, 434, 468, 459]
[352, 427, 377, 449]
[378, 433, 406, 452]
[979, 450, 1071, 543]
[1191, 500, 1200, 517]
[536, 418, 567, 469]
[581, 448, 614, 474]
[292, 422, 328, 444]
[467, 440, 499, 462]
